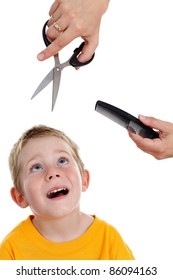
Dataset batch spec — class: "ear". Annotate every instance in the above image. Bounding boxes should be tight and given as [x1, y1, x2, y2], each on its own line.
[82, 169, 90, 192]
[10, 187, 29, 208]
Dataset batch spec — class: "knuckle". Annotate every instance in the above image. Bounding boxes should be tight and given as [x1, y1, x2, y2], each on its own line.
[71, 19, 84, 33]
[46, 28, 55, 40]
[67, 10, 76, 20]
[55, 38, 65, 49]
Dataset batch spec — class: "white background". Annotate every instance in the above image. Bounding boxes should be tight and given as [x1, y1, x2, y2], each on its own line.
[0, 0, 173, 268]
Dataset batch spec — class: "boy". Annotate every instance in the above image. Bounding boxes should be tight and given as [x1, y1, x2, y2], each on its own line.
[0, 125, 134, 260]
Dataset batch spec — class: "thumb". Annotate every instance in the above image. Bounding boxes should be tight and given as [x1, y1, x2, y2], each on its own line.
[77, 38, 98, 63]
[138, 115, 169, 132]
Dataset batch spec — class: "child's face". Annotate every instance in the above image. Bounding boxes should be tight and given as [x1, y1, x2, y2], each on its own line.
[12, 136, 89, 219]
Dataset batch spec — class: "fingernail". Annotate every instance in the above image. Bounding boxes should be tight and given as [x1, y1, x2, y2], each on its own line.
[37, 53, 45, 61]
[139, 114, 146, 120]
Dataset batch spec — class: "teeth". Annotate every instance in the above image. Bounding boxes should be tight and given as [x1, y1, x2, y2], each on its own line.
[48, 188, 66, 195]
[47, 188, 69, 198]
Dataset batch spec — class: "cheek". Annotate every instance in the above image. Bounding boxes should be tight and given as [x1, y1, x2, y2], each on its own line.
[21, 177, 36, 200]
[66, 166, 82, 182]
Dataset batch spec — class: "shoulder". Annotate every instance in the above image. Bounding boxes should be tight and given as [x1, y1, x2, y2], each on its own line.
[92, 216, 134, 259]
[93, 216, 130, 246]
[0, 216, 33, 260]
[94, 216, 119, 231]
[0, 215, 33, 244]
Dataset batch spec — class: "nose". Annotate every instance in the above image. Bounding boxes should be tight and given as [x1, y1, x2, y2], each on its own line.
[46, 166, 62, 181]
[48, 174, 60, 180]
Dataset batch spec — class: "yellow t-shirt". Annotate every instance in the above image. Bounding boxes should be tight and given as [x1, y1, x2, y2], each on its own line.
[0, 215, 134, 260]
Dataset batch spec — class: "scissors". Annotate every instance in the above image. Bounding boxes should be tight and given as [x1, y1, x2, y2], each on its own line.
[31, 20, 95, 111]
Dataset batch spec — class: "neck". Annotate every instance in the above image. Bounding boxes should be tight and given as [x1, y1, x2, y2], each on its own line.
[32, 211, 94, 242]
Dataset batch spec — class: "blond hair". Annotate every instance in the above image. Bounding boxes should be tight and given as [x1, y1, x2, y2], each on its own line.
[9, 125, 85, 193]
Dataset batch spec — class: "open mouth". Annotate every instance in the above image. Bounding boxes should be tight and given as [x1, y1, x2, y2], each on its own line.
[47, 188, 69, 199]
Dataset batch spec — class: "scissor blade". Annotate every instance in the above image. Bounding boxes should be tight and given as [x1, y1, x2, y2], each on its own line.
[51, 68, 61, 111]
[31, 69, 53, 99]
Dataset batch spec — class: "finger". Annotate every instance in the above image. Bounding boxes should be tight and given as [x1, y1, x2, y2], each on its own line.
[77, 36, 98, 62]
[47, 20, 67, 40]
[138, 115, 172, 132]
[128, 131, 150, 147]
[49, 0, 60, 16]
[128, 131, 160, 151]
[37, 31, 76, 61]
[46, 12, 69, 43]
[128, 131, 166, 159]
[48, 9, 62, 26]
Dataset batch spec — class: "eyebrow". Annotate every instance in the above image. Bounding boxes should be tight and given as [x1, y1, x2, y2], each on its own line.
[25, 150, 73, 165]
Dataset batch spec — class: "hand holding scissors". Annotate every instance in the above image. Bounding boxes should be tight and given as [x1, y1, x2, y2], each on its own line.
[32, 20, 95, 111]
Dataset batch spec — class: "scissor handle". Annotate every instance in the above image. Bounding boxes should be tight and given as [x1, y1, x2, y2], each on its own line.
[69, 42, 95, 67]
[42, 20, 51, 47]
[42, 20, 95, 67]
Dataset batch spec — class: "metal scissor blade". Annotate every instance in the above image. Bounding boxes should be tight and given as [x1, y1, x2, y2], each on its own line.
[51, 67, 61, 111]
[31, 69, 53, 99]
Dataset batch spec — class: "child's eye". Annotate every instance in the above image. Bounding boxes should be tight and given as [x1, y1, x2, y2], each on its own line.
[57, 157, 68, 166]
[30, 164, 43, 172]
